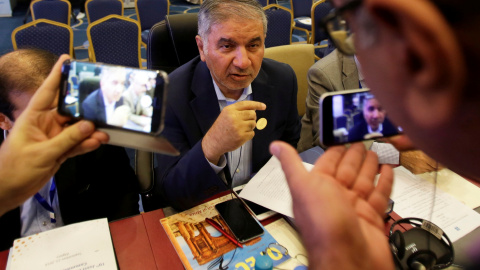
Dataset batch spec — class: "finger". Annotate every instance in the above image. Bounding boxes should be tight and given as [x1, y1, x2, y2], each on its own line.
[269, 141, 309, 191]
[368, 164, 394, 215]
[238, 109, 257, 121]
[313, 145, 347, 176]
[352, 150, 378, 199]
[335, 143, 367, 188]
[44, 120, 98, 159]
[28, 55, 71, 112]
[386, 135, 416, 151]
[233, 101, 266, 111]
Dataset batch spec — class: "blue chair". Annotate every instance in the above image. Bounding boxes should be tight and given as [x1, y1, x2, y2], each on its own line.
[311, 0, 334, 45]
[263, 4, 293, 48]
[30, 0, 71, 26]
[290, 0, 313, 39]
[11, 19, 74, 57]
[135, 0, 169, 45]
[85, 0, 123, 24]
[87, 15, 142, 68]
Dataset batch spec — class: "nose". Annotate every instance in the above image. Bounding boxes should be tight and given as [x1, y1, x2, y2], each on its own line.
[372, 109, 379, 118]
[232, 47, 251, 70]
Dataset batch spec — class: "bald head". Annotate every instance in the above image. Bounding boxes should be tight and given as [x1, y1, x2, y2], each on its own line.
[0, 49, 58, 120]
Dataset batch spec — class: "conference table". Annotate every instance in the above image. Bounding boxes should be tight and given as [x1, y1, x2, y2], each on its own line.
[0, 204, 405, 270]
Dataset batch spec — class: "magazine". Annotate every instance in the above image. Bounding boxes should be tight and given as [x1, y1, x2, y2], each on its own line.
[160, 194, 290, 270]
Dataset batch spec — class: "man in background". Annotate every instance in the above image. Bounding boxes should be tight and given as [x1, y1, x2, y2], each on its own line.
[348, 95, 398, 141]
[82, 66, 126, 125]
[155, 0, 300, 210]
[0, 49, 139, 250]
[298, 49, 360, 152]
[121, 71, 153, 130]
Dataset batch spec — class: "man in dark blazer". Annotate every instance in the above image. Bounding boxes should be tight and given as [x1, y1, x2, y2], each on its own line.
[0, 49, 139, 251]
[154, 0, 301, 210]
[82, 67, 126, 124]
[347, 96, 398, 142]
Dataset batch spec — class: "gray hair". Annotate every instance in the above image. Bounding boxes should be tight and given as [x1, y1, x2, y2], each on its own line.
[198, 0, 267, 42]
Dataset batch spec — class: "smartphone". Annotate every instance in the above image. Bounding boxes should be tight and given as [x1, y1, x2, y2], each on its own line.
[58, 60, 168, 135]
[58, 60, 179, 156]
[320, 89, 403, 147]
[215, 198, 264, 243]
[233, 185, 276, 221]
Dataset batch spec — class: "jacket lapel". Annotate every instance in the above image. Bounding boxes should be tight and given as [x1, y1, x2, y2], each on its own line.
[251, 68, 273, 172]
[341, 54, 360, 89]
[189, 61, 221, 135]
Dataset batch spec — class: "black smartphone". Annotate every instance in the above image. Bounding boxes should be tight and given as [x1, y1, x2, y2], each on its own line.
[233, 185, 276, 221]
[58, 60, 168, 135]
[215, 198, 264, 243]
[320, 89, 403, 147]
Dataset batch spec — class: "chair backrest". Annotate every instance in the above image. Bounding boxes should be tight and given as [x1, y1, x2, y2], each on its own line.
[85, 0, 123, 24]
[263, 4, 293, 48]
[147, 13, 199, 73]
[11, 19, 73, 57]
[30, 0, 71, 26]
[290, 0, 313, 18]
[87, 15, 142, 68]
[264, 44, 315, 116]
[311, 0, 333, 45]
[135, 0, 169, 31]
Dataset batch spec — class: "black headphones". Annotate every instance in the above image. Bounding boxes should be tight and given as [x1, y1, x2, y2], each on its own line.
[389, 218, 454, 270]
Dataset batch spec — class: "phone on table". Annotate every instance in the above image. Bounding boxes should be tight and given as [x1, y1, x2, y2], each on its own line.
[58, 60, 178, 155]
[233, 185, 276, 221]
[320, 89, 403, 147]
[215, 198, 264, 243]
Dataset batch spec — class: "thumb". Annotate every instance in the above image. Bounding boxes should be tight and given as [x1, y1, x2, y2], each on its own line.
[269, 141, 308, 188]
[45, 120, 96, 159]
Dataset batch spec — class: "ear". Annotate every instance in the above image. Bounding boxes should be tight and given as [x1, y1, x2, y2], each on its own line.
[195, 35, 206, 62]
[0, 113, 13, 131]
[367, 0, 466, 128]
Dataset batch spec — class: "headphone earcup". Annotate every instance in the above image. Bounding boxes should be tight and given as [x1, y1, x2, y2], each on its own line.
[407, 250, 437, 270]
[390, 230, 406, 259]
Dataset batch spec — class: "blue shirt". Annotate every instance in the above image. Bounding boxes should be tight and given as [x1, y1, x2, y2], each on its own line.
[20, 178, 64, 237]
[208, 78, 253, 188]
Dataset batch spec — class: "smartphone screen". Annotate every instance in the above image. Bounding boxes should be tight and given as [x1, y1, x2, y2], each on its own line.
[58, 60, 167, 135]
[215, 198, 264, 243]
[320, 89, 403, 146]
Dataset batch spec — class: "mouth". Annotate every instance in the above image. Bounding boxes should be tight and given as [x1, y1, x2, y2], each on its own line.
[230, 73, 250, 80]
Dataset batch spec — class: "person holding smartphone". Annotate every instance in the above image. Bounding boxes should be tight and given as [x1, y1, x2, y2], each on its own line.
[270, 0, 480, 269]
[0, 50, 139, 250]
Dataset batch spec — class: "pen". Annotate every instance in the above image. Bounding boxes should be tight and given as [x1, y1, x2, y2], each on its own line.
[205, 218, 243, 248]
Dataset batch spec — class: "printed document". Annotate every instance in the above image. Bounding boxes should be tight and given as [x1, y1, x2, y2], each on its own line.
[239, 156, 313, 218]
[390, 166, 480, 242]
[7, 218, 117, 270]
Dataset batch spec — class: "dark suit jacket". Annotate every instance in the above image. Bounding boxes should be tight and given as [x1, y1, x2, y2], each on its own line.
[155, 56, 301, 210]
[0, 145, 139, 251]
[82, 88, 124, 123]
[348, 117, 399, 142]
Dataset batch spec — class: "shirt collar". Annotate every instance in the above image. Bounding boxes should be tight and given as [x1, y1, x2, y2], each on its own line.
[211, 76, 252, 103]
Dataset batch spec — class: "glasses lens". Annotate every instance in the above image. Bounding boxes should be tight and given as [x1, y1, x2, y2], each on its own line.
[267, 243, 287, 260]
[327, 14, 355, 55]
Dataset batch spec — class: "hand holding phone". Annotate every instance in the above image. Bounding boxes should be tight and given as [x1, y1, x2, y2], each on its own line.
[215, 198, 264, 243]
[320, 89, 403, 147]
[58, 60, 179, 155]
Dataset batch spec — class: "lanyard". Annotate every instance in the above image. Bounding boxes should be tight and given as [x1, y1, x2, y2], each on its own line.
[33, 180, 56, 223]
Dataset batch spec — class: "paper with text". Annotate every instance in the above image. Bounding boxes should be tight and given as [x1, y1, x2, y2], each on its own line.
[7, 218, 117, 270]
[390, 166, 480, 242]
[239, 156, 313, 218]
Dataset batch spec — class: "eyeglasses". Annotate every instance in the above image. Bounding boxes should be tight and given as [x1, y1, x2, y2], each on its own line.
[320, 0, 363, 56]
